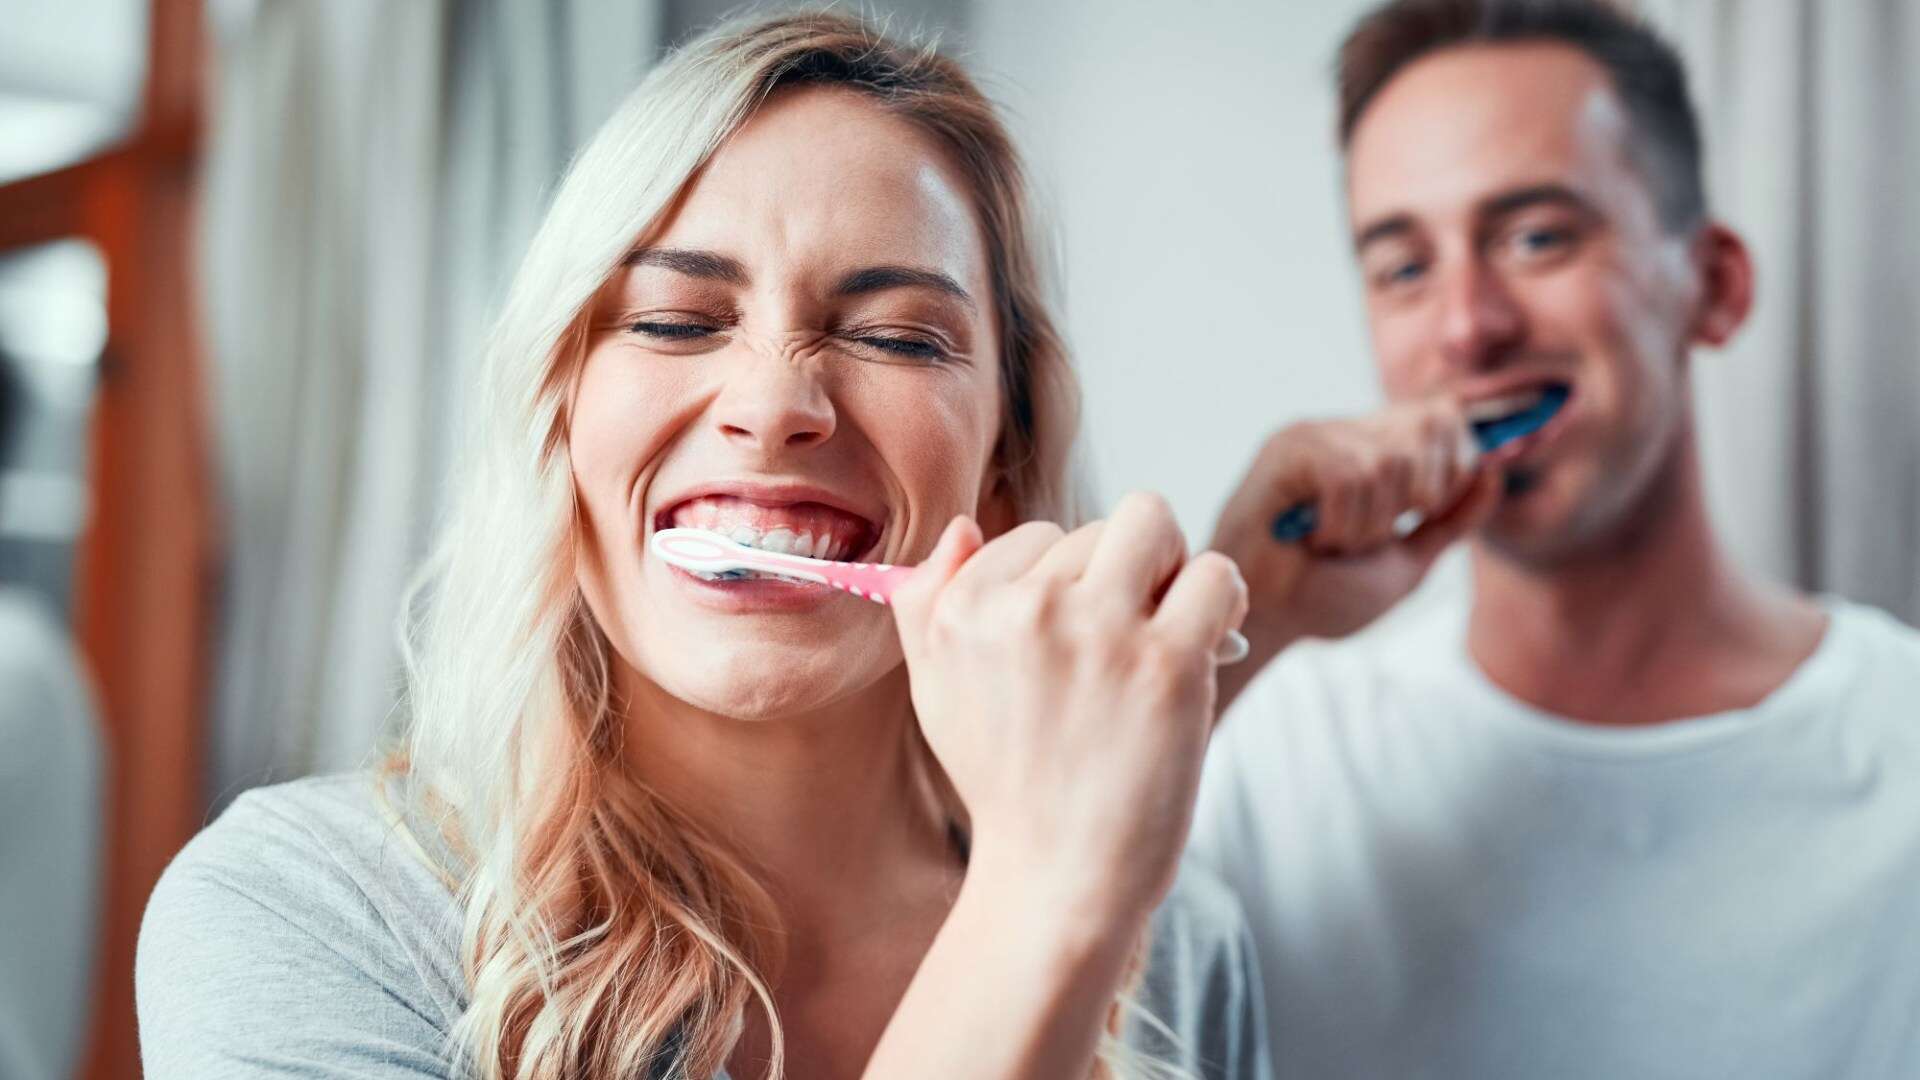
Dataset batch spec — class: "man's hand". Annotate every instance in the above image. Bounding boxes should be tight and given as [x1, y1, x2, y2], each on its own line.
[1208, 398, 1505, 714]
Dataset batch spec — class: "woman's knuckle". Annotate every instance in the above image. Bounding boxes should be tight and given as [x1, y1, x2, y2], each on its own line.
[1119, 490, 1173, 525]
[1010, 519, 1063, 545]
[929, 594, 975, 639]
[1137, 637, 1200, 687]
[1193, 551, 1242, 590]
[1005, 582, 1059, 631]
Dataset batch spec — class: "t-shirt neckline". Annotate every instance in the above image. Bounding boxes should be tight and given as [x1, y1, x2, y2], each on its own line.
[1429, 596, 1859, 760]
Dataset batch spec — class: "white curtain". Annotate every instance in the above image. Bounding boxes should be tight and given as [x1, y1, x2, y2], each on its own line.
[1641, 0, 1920, 624]
[202, 0, 663, 806]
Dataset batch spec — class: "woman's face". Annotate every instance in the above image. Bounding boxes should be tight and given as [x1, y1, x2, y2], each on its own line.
[569, 86, 1004, 721]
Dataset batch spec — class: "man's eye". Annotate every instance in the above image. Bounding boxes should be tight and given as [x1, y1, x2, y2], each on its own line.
[628, 321, 715, 340]
[1373, 260, 1427, 289]
[1508, 226, 1576, 258]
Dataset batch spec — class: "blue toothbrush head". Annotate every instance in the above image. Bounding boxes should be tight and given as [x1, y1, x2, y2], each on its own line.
[1470, 383, 1569, 452]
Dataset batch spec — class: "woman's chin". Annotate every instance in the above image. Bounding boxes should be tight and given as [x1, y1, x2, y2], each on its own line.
[636, 635, 905, 722]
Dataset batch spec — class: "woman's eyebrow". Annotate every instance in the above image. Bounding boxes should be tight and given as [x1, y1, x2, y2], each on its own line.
[621, 250, 973, 309]
[834, 265, 976, 309]
[623, 247, 749, 284]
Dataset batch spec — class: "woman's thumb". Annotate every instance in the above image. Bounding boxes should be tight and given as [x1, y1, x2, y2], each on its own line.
[892, 514, 982, 624]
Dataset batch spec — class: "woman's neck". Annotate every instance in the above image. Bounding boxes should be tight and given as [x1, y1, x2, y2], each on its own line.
[613, 667, 968, 1079]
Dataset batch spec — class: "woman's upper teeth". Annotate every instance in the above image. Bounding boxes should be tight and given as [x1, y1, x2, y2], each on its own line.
[665, 494, 868, 561]
[719, 526, 843, 560]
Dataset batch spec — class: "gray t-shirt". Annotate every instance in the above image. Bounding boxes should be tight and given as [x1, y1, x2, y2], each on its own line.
[138, 773, 1273, 1079]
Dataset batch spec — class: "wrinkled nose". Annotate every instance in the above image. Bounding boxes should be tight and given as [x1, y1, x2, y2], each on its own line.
[710, 354, 836, 451]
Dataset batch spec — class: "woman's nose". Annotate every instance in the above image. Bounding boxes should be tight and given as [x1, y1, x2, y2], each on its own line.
[710, 355, 837, 451]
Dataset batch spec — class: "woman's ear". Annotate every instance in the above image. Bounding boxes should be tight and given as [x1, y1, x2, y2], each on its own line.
[1689, 222, 1755, 348]
[974, 468, 1021, 540]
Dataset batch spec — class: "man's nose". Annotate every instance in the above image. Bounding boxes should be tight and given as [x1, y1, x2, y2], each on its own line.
[710, 351, 836, 451]
[1437, 258, 1526, 370]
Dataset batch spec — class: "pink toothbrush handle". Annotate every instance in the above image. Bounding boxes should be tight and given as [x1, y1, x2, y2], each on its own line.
[818, 561, 918, 606]
[649, 529, 1247, 661]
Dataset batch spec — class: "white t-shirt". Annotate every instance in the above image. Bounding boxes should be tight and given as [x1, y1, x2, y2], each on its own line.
[1189, 596, 1920, 1080]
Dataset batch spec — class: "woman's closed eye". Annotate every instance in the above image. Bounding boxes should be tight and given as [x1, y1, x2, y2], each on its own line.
[847, 332, 948, 362]
[620, 313, 962, 364]
[628, 318, 720, 341]
[624, 314, 734, 356]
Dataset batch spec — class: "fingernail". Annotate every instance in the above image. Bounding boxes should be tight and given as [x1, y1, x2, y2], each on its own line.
[1458, 431, 1481, 470]
[1215, 630, 1251, 665]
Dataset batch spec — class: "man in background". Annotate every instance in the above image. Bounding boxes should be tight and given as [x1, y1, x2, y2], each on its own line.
[0, 356, 103, 1080]
[1195, 0, 1920, 1075]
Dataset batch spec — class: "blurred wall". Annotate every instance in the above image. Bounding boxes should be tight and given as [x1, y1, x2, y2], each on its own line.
[971, 0, 1381, 539]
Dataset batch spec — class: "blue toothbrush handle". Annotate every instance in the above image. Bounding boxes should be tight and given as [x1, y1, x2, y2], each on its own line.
[1270, 501, 1319, 542]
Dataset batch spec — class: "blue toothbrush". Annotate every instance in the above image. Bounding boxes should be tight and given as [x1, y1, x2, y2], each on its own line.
[1270, 385, 1569, 542]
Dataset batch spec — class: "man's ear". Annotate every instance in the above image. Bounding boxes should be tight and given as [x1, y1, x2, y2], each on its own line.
[1689, 222, 1755, 347]
[975, 467, 1021, 540]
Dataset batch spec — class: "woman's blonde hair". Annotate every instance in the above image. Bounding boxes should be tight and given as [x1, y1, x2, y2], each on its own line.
[388, 10, 1172, 1079]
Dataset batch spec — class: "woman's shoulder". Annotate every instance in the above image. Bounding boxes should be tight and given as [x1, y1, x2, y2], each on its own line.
[152, 772, 461, 925]
[1134, 862, 1274, 1080]
[137, 772, 470, 1076]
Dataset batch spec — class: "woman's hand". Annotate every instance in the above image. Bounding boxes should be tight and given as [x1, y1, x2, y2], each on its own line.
[891, 491, 1249, 928]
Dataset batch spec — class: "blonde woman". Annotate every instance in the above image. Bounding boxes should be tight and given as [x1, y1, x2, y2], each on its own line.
[137, 12, 1269, 1080]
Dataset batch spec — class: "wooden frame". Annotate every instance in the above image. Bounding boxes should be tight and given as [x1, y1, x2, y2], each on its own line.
[0, 2, 210, 1077]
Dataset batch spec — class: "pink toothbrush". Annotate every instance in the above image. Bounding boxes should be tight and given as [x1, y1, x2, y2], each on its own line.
[652, 527, 917, 604]
[650, 527, 1250, 663]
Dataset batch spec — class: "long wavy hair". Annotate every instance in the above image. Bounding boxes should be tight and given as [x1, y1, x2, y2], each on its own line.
[386, 10, 1176, 1079]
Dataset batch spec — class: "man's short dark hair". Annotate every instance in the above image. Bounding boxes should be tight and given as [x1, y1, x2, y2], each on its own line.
[1337, 0, 1707, 233]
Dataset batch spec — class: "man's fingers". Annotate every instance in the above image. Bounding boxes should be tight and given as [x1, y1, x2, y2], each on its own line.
[1367, 453, 1413, 543]
[1307, 450, 1368, 554]
[1405, 465, 1503, 562]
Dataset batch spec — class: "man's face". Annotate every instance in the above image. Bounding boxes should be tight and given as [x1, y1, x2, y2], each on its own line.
[1346, 42, 1708, 564]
